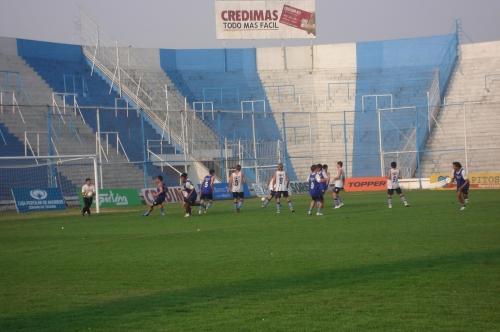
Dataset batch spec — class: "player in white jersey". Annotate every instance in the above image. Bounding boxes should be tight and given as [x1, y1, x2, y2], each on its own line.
[81, 178, 95, 216]
[262, 163, 295, 213]
[332, 161, 345, 209]
[387, 161, 410, 208]
[228, 164, 245, 213]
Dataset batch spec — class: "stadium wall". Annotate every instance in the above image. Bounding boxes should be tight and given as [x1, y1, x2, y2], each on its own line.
[14, 38, 180, 185]
[352, 34, 458, 177]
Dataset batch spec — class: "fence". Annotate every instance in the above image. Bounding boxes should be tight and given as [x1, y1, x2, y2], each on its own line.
[1, 96, 500, 202]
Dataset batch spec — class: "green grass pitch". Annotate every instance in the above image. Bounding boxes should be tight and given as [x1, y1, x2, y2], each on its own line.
[1, 190, 499, 331]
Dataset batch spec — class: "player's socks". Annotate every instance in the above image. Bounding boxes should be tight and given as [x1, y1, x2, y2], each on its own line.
[160, 208, 165, 216]
[237, 201, 243, 209]
[388, 198, 393, 208]
[288, 201, 294, 212]
[262, 198, 270, 208]
[276, 203, 281, 213]
[143, 211, 150, 216]
[316, 208, 323, 216]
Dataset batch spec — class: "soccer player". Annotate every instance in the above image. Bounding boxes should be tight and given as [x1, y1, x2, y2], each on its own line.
[268, 163, 295, 214]
[387, 161, 410, 208]
[317, 164, 327, 210]
[228, 165, 245, 213]
[199, 169, 215, 214]
[143, 175, 167, 216]
[452, 161, 470, 211]
[308, 164, 324, 216]
[180, 173, 199, 218]
[81, 178, 95, 217]
[332, 161, 345, 209]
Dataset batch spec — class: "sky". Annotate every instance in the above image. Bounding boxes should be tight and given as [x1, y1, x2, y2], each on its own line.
[0, 0, 499, 49]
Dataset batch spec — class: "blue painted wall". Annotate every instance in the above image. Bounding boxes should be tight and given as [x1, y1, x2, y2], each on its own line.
[352, 34, 458, 177]
[15, 39, 178, 185]
[160, 47, 295, 180]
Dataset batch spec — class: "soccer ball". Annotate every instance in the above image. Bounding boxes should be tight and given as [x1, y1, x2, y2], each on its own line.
[86, 192, 93, 198]
[261, 197, 266, 202]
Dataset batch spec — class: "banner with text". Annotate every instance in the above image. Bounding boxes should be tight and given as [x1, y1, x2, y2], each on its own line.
[215, 0, 316, 39]
[430, 172, 500, 190]
[344, 177, 387, 192]
[12, 188, 66, 213]
[141, 187, 185, 205]
[87, 188, 142, 208]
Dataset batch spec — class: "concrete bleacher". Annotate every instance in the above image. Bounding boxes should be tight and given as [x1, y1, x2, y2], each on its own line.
[0, 38, 180, 195]
[352, 34, 458, 177]
[5, 32, 498, 187]
[420, 41, 500, 175]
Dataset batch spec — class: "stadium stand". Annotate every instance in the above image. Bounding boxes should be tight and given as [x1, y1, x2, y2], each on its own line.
[0, 38, 181, 197]
[420, 40, 500, 174]
[3, 31, 500, 199]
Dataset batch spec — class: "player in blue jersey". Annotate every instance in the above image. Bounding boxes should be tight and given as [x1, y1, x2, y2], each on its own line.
[143, 175, 167, 217]
[308, 164, 325, 216]
[199, 169, 216, 214]
[181, 173, 199, 218]
[452, 161, 470, 211]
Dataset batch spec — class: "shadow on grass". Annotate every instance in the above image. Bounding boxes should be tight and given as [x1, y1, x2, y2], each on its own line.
[1, 249, 499, 331]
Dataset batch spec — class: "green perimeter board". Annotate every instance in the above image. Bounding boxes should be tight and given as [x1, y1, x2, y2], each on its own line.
[78, 188, 141, 208]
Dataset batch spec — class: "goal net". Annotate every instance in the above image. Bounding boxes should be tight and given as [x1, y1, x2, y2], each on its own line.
[0, 155, 99, 212]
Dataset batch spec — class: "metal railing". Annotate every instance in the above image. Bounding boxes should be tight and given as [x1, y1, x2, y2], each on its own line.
[1, 91, 26, 123]
[97, 131, 130, 162]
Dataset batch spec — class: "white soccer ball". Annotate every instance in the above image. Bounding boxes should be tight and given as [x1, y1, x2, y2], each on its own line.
[86, 192, 94, 198]
[261, 197, 266, 202]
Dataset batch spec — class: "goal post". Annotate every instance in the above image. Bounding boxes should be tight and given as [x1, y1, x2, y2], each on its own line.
[0, 154, 100, 213]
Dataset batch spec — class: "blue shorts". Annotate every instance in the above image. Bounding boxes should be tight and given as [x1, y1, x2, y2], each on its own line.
[184, 193, 197, 204]
[200, 193, 213, 200]
[457, 184, 469, 194]
[310, 194, 323, 202]
[153, 194, 166, 206]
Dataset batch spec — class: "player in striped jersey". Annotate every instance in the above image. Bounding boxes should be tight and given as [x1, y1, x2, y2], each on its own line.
[180, 173, 199, 218]
[452, 161, 470, 211]
[387, 161, 410, 208]
[332, 161, 345, 209]
[228, 165, 246, 213]
[264, 163, 295, 214]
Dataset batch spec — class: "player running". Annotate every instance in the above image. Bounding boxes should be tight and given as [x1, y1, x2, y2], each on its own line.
[332, 161, 345, 209]
[199, 169, 215, 214]
[228, 165, 245, 213]
[143, 175, 167, 216]
[264, 163, 295, 214]
[387, 161, 410, 208]
[451, 161, 470, 211]
[308, 164, 325, 216]
[180, 173, 199, 218]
